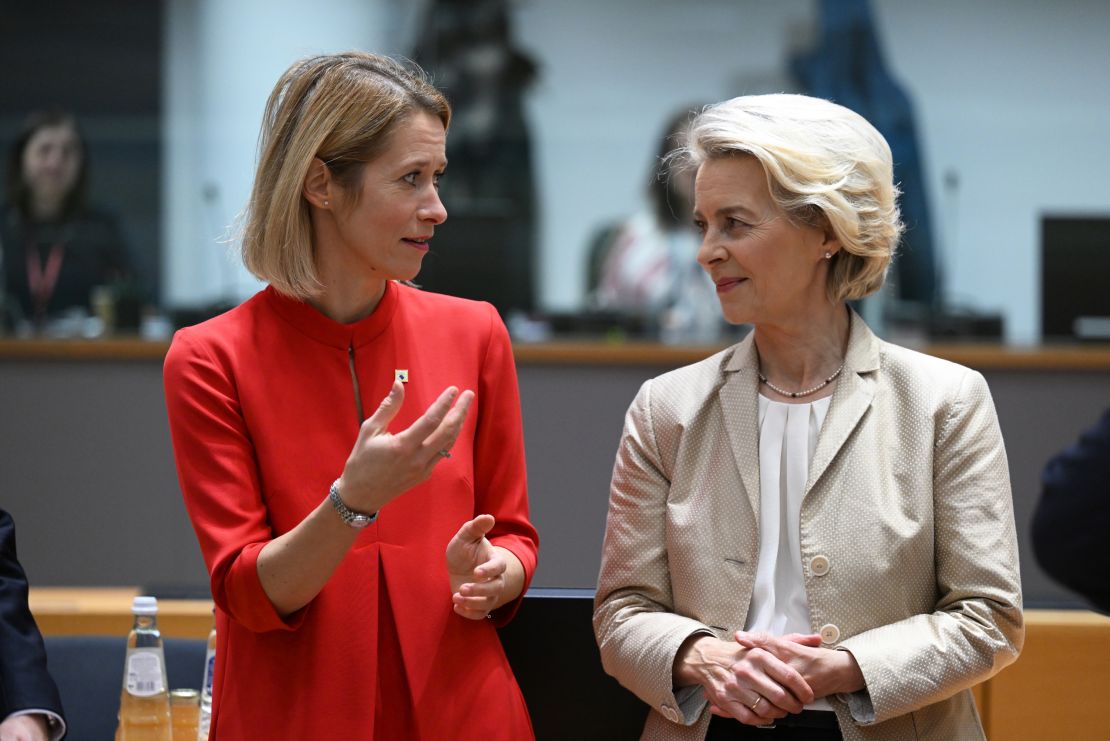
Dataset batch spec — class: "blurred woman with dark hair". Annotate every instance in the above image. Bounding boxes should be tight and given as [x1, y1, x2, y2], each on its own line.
[1, 111, 132, 331]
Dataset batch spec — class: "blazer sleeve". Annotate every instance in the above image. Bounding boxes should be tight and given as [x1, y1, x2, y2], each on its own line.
[839, 369, 1024, 724]
[0, 510, 65, 724]
[1032, 408, 1110, 613]
[474, 303, 538, 626]
[163, 330, 304, 634]
[593, 380, 715, 726]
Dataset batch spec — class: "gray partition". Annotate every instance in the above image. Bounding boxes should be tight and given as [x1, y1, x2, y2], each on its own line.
[1, 349, 1105, 608]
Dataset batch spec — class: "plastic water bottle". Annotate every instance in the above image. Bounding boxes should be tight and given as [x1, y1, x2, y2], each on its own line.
[117, 596, 172, 741]
[197, 612, 216, 740]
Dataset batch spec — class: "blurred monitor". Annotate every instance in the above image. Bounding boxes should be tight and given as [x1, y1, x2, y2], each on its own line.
[1041, 215, 1110, 341]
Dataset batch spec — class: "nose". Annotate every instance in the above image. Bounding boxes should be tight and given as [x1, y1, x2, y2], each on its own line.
[419, 187, 447, 225]
[697, 230, 726, 270]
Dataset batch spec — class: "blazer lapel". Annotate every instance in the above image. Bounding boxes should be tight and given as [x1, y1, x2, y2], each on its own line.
[805, 310, 881, 496]
[719, 334, 762, 520]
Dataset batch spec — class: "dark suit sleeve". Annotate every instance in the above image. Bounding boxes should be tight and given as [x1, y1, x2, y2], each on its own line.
[0, 509, 65, 721]
[1032, 410, 1110, 613]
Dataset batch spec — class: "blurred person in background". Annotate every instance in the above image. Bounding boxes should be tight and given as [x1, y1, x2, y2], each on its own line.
[163, 52, 537, 739]
[589, 108, 723, 343]
[594, 94, 1022, 740]
[1, 111, 133, 333]
[1032, 408, 1110, 614]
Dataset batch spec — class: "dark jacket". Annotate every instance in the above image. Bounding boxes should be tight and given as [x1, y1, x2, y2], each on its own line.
[1033, 409, 1110, 613]
[0, 509, 65, 727]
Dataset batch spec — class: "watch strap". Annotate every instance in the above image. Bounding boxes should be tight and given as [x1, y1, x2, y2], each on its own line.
[328, 479, 377, 528]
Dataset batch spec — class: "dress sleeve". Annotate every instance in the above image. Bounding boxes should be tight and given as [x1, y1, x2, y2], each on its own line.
[593, 380, 715, 726]
[473, 303, 538, 626]
[838, 369, 1024, 724]
[163, 329, 306, 633]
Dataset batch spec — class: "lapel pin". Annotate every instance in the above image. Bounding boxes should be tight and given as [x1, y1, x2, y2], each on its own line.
[395, 369, 409, 383]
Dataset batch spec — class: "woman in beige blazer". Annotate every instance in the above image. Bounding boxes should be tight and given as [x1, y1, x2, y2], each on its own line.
[593, 94, 1023, 741]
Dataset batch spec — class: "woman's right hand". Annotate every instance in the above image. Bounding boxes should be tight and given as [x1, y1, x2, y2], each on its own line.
[673, 634, 815, 725]
[337, 381, 474, 514]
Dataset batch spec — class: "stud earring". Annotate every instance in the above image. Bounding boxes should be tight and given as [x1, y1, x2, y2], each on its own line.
[824, 251, 832, 259]
[324, 200, 329, 206]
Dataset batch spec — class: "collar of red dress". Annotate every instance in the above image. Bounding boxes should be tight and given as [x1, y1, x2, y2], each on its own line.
[262, 280, 399, 349]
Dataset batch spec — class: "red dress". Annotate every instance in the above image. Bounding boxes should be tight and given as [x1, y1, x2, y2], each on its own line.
[163, 282, 538, 740]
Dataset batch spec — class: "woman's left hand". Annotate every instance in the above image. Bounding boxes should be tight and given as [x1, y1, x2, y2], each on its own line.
[446, 514, 523, 620]
[733, 631, 866, 699]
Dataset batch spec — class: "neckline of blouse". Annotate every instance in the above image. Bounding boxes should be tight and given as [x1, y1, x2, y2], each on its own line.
[263, 280, 399, 349]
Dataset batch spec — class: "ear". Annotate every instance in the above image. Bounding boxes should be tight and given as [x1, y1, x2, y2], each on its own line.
[302, 157, 333, 210]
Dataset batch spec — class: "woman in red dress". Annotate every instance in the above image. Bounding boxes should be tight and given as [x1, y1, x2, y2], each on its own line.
[163, 52, 538, 739]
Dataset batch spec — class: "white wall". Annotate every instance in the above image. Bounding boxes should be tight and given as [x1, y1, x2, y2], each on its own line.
[162, 0, 406, 307]
[164, 0, 1110, 344]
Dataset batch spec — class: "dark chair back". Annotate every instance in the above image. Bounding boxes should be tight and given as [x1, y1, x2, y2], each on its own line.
[44, 635, 206, 740]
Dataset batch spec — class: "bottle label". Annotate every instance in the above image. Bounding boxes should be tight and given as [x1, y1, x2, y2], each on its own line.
[126, 649, 166, 697]
[203, 649, 216, 693]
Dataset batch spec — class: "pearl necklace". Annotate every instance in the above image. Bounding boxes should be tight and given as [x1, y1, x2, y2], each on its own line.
[758, 364, 845, 399]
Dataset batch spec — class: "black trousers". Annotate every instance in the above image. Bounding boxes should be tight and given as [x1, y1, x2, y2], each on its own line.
[706, 712, 844, 740]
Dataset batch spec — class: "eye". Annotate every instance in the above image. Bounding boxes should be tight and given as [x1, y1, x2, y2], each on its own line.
[693, 219, 706, 235]
[433, 171, 444, 190]
[402, 172, 419, 186]
[725, 217, 751, 232]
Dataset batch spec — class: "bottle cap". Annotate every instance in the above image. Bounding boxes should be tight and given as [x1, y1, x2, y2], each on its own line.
[132, 595, 159, 615]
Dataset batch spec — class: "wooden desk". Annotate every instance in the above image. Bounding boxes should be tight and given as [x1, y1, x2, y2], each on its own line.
[29, 592, 1110, 739]
[29, 587, 214, 639]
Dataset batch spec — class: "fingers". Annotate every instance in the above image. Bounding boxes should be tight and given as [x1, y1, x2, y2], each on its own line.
[396, 386, 466, 449]
[362, 380, 405, 435]
[782, 632, 823, 647]
[453, 514, 496, 546]
[452, 574, 503, 619]
[419, 390, 474, 464]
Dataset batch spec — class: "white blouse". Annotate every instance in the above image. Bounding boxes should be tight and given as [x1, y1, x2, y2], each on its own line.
[748, 393, 833, 711]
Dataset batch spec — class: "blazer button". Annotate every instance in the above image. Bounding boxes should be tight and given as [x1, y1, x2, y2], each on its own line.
[819, 623, 841, 644]
[660, 705, 680, 723]
[810, 554, 830, 576]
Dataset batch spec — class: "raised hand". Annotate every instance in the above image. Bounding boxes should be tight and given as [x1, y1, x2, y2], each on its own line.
[337, 381, 474, 514]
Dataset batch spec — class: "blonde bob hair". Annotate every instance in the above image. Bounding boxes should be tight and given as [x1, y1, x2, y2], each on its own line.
[673, 93, 904, 303]
[241, 52, 451, 299]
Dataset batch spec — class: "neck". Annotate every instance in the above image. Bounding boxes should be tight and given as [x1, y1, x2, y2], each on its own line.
[306, 203, 389, 324]
[30, 193, 65, 221]
[753, 304, 850, 392]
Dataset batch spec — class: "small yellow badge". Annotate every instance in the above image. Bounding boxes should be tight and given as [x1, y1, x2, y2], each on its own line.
[394, 369, 409, 383]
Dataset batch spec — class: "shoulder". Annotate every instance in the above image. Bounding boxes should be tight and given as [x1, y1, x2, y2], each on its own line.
[635, 345, 734, 416]
[395, 283, 502, 339]
[165, 291, 269, 371]
[877, 339, 986, 398]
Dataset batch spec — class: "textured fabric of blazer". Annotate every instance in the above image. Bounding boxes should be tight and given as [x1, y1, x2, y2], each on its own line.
[594, 311, 1024, 741]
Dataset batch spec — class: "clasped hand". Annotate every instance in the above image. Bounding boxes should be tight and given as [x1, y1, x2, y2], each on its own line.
[685, 632, 820, 726]
[693, 629, 862, 725]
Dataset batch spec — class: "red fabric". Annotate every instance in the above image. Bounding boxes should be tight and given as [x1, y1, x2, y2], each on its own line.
[163, 282, 537, 740]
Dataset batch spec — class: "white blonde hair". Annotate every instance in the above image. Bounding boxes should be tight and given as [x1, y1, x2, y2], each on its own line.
[673, 93, 904, 302]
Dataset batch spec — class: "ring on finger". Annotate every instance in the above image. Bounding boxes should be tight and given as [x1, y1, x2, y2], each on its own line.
[749, 695, 763, 713]
[438, 449, 452, 459]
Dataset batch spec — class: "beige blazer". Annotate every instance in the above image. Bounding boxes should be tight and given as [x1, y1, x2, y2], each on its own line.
[594, 311, 1024, 741]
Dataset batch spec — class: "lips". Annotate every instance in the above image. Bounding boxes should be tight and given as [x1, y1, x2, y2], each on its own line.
[402, 236, 432, 252]
[714, 277, 747, 293]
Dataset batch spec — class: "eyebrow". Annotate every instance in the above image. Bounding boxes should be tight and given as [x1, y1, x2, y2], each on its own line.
[398, 157, 448, 170]
[692, 204, 759, 220]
